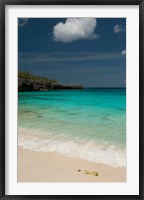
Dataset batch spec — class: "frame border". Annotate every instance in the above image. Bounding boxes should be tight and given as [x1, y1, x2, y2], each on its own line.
[0, 0, 143, 199]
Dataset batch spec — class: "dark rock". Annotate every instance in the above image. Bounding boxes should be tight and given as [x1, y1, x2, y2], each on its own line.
[18, 78, 83, 92]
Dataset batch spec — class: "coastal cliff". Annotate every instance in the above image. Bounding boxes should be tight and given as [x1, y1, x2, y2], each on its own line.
[18, 72, 83, 91]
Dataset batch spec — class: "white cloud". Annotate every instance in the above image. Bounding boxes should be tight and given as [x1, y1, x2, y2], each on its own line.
[114, 24, 124, 33]
[53, 18, 98, 43]
[18, 18, 29, 27]
[121, 49, 126, 55]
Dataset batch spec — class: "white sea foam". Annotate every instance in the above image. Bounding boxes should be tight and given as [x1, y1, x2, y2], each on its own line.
[18, 127, 126, 168]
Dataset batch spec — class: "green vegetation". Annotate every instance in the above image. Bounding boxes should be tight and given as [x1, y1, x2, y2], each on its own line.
[18, 71, 57, 84]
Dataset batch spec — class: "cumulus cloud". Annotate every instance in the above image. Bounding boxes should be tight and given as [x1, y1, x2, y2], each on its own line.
[18, 18, 29, 27]
[53, 18, 98, 43]
[121, 49, 126, 55]
[114, 24, 124, 33]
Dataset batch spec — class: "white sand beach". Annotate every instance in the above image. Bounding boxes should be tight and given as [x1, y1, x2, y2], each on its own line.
[18, 147, 126, 182]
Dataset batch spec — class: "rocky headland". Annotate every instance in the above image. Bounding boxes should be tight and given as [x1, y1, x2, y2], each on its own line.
[18, 72, 83, 91]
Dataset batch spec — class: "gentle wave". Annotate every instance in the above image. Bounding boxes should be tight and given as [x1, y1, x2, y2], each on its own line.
[18, 127, 126, 168]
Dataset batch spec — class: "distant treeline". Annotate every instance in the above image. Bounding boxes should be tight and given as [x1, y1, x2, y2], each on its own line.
[18, 71, 58, 84]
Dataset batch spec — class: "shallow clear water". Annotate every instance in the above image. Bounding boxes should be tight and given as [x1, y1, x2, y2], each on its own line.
[18, 88, 126, 167]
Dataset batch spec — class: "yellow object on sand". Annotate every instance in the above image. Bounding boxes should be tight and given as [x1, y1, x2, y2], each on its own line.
[84, 170, 99, 176]
[77, 169, 99, 176]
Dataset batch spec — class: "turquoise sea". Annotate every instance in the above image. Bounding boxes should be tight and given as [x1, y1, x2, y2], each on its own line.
[18, 88, 126, 167]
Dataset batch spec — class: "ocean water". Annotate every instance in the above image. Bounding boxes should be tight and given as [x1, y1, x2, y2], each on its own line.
[18, 88, 126, 167]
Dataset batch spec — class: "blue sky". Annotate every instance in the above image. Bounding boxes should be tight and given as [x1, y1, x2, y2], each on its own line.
[18, 18, 126, 87]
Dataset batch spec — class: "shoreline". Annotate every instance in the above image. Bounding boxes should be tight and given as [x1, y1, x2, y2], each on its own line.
[18, 147, 126, 182]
